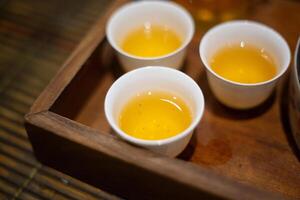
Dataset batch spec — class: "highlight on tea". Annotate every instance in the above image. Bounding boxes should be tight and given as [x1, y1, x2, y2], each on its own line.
[210, 42, 277, 84]
[121, 23, 182, 58]
[118, 91, 192, 140]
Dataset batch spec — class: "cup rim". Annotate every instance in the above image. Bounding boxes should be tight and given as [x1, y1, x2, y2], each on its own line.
[106, 0, 195, 61]
[294, 38, 300, 90]
[104, 66, 205, 146]
[199, 20, 291, 87]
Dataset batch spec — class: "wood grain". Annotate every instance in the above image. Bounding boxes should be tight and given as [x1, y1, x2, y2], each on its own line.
[25, 0, 300, 199]
[28, 0, 128, 114]
[26, 111, 282, 200]
[0, 0, 122, 199]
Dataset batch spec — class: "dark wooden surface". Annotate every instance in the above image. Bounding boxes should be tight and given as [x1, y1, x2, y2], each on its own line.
[0, 0, 121, 199]
[2, 0, 300, 199]
[24, 0, 300, 200]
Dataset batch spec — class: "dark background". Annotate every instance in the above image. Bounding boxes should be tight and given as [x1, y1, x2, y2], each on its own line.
[0, 0, 299, 199]
[0, 0, 120, 199]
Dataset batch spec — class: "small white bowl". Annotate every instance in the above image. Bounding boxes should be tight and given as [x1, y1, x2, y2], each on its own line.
[104, 66, 204, 157]
[199, 20, 291, 109]
[106, 1, 194, 71]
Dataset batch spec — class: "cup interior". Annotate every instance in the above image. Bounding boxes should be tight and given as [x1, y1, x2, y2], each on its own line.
[200, 20, 291, 85]
[106, 1, 194, 59]
[104, 66, 204, 144]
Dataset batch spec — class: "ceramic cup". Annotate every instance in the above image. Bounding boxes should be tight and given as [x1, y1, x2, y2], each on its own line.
[106, 1, 194, 71]
[199, 20, 291, 109]
[104, 66, 204, 157]
[288, 38, 300, 150]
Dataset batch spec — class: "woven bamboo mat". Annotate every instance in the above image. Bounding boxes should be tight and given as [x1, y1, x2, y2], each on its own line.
[0, 0, 120, 199]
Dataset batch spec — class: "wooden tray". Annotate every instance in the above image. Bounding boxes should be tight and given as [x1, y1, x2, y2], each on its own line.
[25, 0, 300, 199]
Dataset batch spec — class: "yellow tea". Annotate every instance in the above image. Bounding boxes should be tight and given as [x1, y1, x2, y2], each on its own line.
[210, 43, 277, 84]
[121, 24, 181, 57]
[119, 91, 191, 140]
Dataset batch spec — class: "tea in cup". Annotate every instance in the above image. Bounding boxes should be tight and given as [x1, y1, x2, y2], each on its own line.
[199, 20, 291, 109]
[106, 1, 194, 71]
[104, 66, 204, 157]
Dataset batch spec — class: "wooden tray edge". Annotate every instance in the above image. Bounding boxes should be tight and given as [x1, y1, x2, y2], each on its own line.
[25, 110, 284, 200]
[27, 0, 128, 115]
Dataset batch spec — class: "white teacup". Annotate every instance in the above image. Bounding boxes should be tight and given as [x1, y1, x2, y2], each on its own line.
[106, 1, 194, 71]
[104, 66, 204, 157]
[199, 20, 291, 109]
